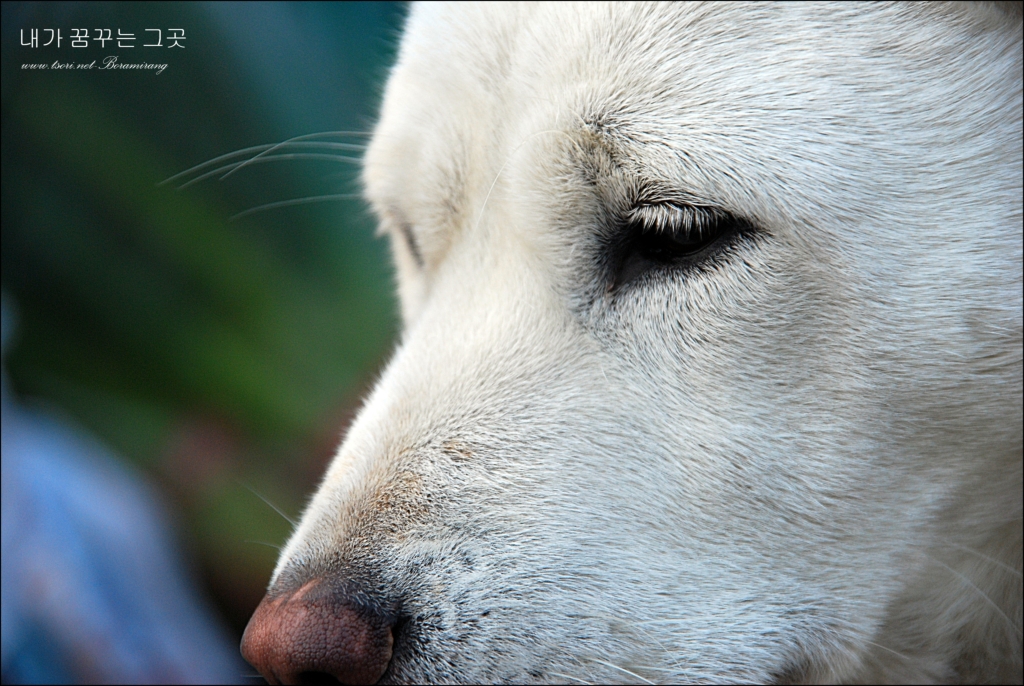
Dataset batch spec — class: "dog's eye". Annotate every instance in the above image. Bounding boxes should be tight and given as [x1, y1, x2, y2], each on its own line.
[612, 203, 747, 288]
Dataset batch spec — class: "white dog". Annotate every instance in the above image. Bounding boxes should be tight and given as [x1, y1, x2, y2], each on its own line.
[241, 3, 1022, 683]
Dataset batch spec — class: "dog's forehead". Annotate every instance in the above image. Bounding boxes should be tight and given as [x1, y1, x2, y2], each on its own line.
[364, 3, 763, 211]
[364, 1, 1016, 249]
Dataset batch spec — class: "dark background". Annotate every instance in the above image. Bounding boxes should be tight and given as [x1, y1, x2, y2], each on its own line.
[2, 0, 405, 642]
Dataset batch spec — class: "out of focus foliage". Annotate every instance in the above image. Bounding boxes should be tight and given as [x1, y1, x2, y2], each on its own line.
[1, 2, 404, 634]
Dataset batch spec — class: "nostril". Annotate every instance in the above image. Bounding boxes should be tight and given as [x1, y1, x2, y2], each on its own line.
[241, 579, 396, 685]
[391, 614, 411, 642]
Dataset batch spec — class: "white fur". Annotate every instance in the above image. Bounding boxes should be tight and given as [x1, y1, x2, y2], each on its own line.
[273, 3, 1022, 682]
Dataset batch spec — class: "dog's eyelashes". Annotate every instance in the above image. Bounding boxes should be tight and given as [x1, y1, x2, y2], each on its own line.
[631, 205, 724, 259]
[611, 203, 746, 289]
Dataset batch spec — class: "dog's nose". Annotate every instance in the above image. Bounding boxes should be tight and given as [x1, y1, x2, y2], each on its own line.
[240, 579, 395, 685]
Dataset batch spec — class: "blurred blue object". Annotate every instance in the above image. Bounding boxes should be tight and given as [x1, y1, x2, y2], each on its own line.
[1, 295, 246, 684]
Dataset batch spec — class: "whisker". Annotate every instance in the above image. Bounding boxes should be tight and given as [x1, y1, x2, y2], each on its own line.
[930, 556, 1023, 637]
[241, 482, 297, 527]
[862, 639, 913, 662]
[617, 665, 676, 673]
[549, 672, 594, 685]
[176, 152, 363, 190]
[160, 133, 370, 187]
[243, 540, 283, 551]
[231, 193, 363, 221]
[588, 659, 656, 685]
[471, 129, 573, 236]
[943, 542, 1022, 577]
[160, 143, 281, 186]
[220, 130, 373, 181]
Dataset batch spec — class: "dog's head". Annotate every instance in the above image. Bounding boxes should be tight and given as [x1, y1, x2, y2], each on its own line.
[242, 3, 1022, 683]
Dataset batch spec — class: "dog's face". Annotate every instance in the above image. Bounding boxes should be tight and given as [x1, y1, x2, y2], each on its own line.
[242, 3, 1022, 683]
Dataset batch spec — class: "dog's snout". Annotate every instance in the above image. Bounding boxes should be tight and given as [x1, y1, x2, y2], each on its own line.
[240, 579, 395, 685]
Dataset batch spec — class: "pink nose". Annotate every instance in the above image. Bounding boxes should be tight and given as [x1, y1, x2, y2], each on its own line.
[240, 580, 395, 685]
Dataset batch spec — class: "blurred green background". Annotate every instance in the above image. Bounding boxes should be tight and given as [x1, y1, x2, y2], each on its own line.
[1, 1, 404, 637]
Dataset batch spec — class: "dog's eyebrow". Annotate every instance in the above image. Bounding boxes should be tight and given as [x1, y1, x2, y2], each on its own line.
[573, 119, 711, 206]
[583, 122, 752, 222]
[630, 179, 714, 210]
